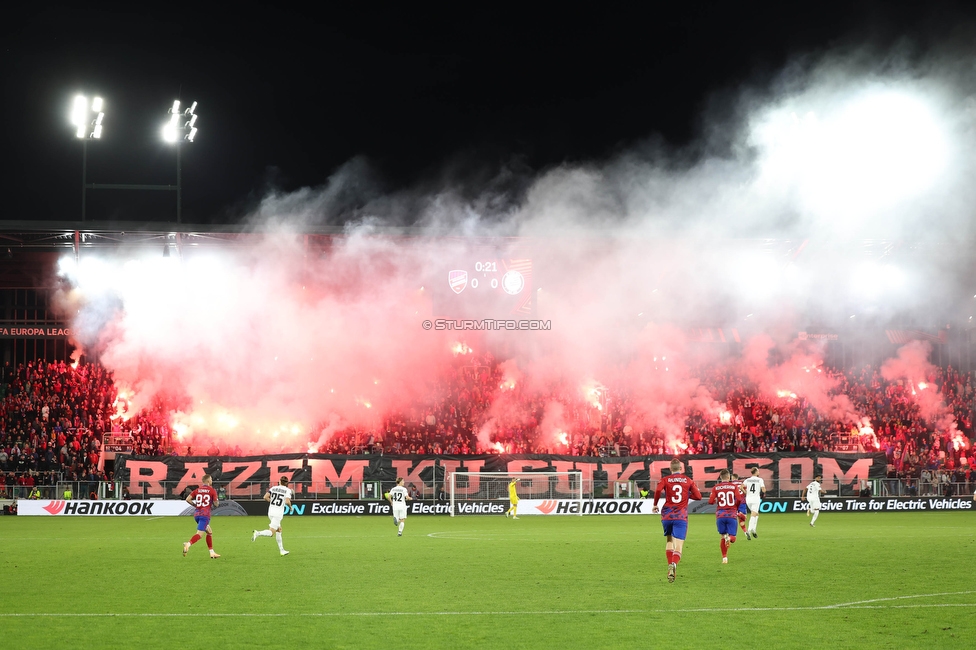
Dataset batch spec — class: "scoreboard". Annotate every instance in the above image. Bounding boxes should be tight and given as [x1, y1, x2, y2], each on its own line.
[433, 258, 533, 318]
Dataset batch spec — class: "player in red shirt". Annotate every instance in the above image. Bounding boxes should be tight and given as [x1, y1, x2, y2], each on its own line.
[652, 458, 702, 583]
[730, 473, 748, 534]
[709, 469, 744, 564]
[183, 474, 220, 559]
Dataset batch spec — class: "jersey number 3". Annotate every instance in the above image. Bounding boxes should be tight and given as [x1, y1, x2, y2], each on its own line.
[669, 485, 683, 503]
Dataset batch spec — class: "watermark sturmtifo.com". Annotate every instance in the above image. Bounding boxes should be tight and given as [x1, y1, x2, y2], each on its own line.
[422, 319, 552, 331]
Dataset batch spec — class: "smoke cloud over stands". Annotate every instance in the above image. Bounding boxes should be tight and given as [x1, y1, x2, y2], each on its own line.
[58, 46, 976, 453]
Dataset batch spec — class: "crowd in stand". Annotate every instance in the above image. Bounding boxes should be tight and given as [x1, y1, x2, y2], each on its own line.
[0, 360, 119, 494]
[1, 355, 974, 493]
[320, 353, 976, 486]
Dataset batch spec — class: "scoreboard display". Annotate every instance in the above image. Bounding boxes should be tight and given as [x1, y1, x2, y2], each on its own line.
[433, 259, 533, 318]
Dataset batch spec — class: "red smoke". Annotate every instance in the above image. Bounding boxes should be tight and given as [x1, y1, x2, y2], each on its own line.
[59, 235, 965, 455]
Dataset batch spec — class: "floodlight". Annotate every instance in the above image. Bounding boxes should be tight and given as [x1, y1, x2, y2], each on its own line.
[162, 99, 199, 143]
[71, 94, 106, 139]
[72, 95, 87, 127]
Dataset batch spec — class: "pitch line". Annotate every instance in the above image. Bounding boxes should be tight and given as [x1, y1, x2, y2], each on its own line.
[2, 594, 974, 618]
[825, 590, 976, 608]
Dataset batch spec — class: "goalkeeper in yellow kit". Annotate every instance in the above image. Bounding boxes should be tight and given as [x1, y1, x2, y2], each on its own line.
[506, 478, 520, 519]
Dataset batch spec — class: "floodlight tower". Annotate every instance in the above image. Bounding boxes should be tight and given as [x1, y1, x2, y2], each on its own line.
[70, 95, 105, 221]
[162, 100, 199, 223]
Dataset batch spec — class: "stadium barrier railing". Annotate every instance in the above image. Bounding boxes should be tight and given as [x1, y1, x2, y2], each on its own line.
[5, 478, 974, 504]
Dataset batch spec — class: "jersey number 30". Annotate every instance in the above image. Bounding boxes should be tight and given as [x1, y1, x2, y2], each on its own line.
[716, 489, 736, 507]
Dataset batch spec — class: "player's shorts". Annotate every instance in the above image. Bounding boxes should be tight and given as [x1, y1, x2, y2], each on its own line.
[510, 497, 519, 506]
[269, 515, 283, 530]
[393, 507, 407, 521]
[808, 499, 821, 511]
[194, 515, 210, 531]
[716, 517, 738, 536]
[661, 519, 688, 540]
[737, 503, 747, 514]
[746, 499, 761, 513]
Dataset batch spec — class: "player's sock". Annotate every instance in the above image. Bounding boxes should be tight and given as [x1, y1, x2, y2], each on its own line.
[811, 511, 819, 524]
[275, 532, 285, 552]
[206, 534, 213, 550]
[398, 521, 405, 534]
[720, 538, 728, 558]
[257, 530, 273, 538]
[666, 549, 673, 564]
[189, 534, 201, 545]
[738, 513, 747, 531]
[672, 551, 681, 565]
[749, 515, 757, 533]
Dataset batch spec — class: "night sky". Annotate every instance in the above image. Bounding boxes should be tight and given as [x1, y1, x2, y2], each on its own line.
[2, 3, 974, 226]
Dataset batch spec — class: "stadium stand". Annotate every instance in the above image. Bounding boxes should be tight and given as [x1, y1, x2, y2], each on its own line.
[0, 356, 973, 497]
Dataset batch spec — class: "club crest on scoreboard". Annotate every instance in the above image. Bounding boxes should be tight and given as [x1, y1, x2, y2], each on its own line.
[449, 270, 467, 294]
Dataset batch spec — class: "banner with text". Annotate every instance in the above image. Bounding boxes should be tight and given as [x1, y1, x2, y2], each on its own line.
[115, 452, 887, 499]
[18, 499, 249, 516]
[238, 499, 507, 516]
[517, 498, 648, 515]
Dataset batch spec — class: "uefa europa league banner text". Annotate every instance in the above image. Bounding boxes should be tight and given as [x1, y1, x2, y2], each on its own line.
[115, 452, 886, 498]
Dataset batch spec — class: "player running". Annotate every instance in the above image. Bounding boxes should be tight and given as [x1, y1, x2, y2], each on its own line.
[506, 477, 520, 519]
[730, 473, 748, 535]
[742, 467, 766, 539]
[653, 458, 702, 583]
[183, 474, 220, 559]
[253, 476, 293, 556]
[802, 474, 825, 527]
[387, 478, 412, 536]
[709, 469, 744, 564]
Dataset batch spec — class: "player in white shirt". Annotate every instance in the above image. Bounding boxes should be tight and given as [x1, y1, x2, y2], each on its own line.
[802, 474, 825, 527]
[387, 477, 412, 537]
[253, 476, 294, 555]
[742, 467, 766, 539]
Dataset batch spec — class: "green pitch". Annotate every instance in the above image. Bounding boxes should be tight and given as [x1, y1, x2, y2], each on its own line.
[0, 511, 973, 649]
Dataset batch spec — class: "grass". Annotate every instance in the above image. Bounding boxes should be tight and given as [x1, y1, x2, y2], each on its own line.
[0, 510, 973, 649]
